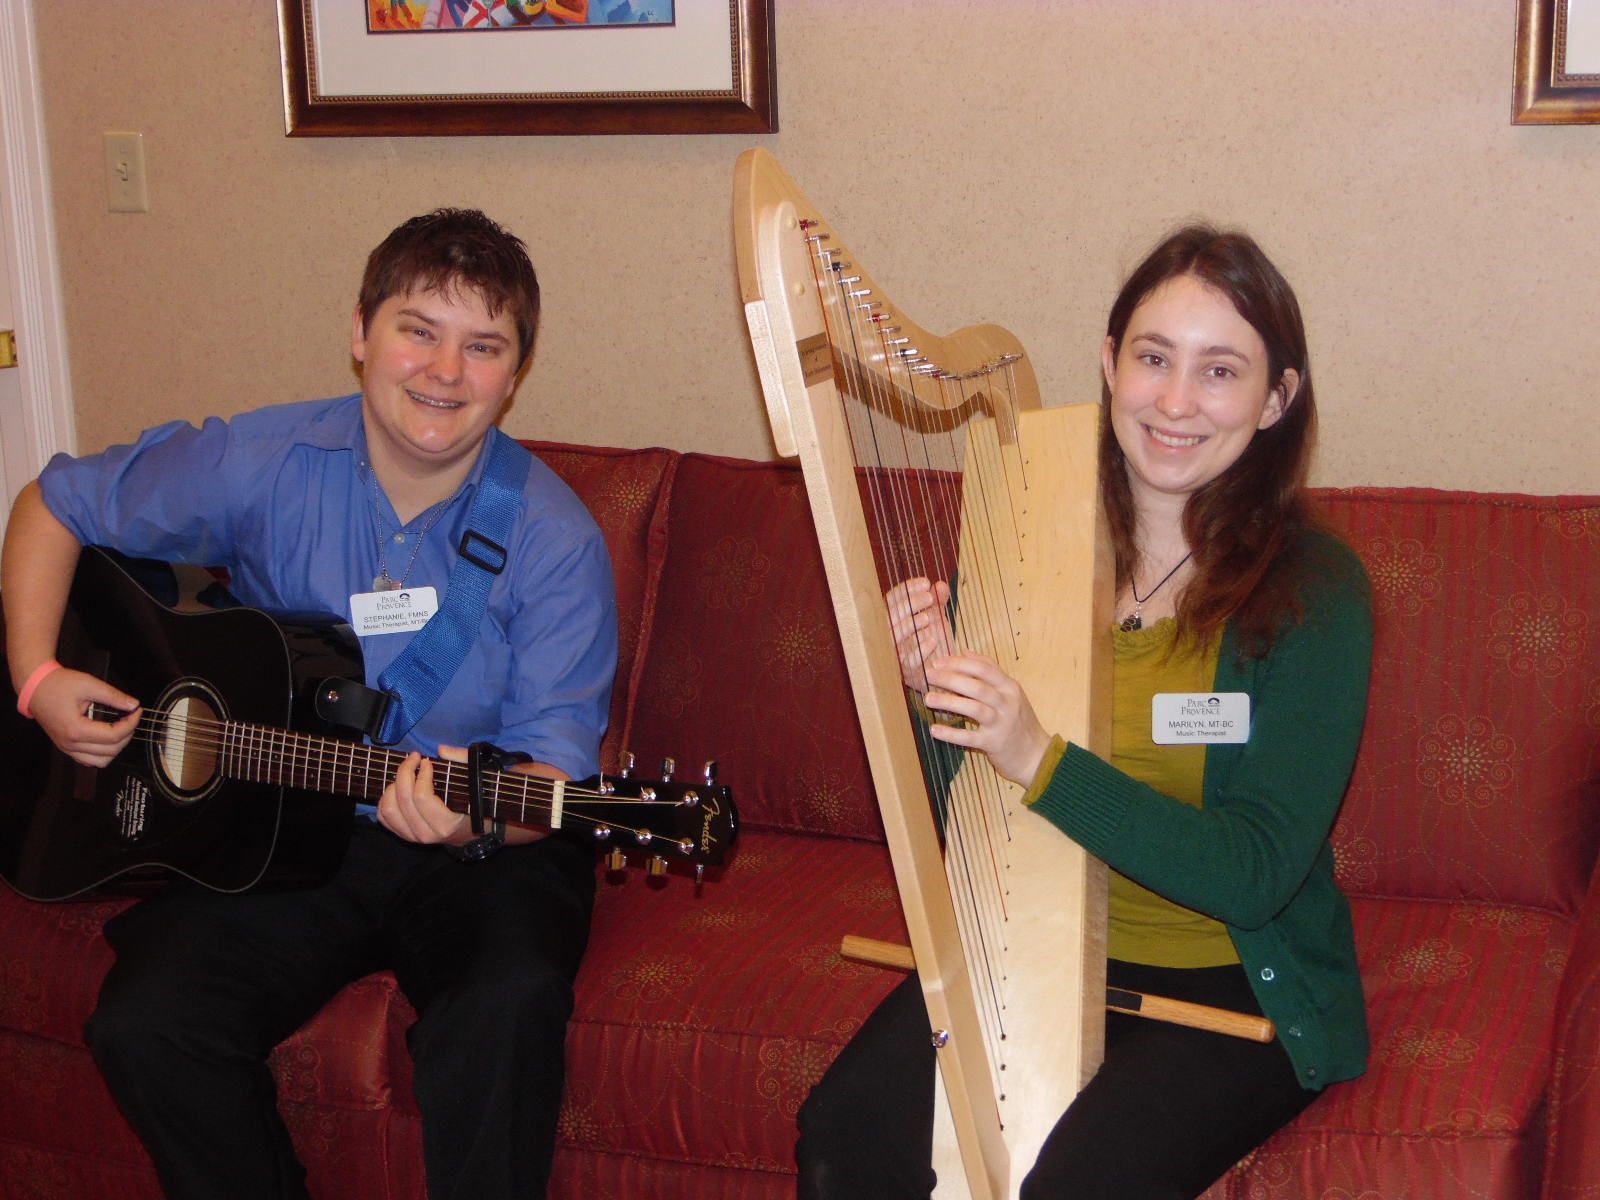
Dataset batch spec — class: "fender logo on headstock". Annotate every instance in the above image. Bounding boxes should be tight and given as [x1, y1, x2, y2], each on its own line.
[699, 792, 726, 855]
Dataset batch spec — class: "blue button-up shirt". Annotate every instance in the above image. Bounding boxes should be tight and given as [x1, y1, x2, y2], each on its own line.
[41, 394, 617, 781]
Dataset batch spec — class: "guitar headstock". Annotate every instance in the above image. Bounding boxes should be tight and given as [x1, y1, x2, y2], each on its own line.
[574, 758, 738, 877]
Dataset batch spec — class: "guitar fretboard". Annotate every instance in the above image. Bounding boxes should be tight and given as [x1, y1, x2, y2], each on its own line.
[121, 706, 614, 829]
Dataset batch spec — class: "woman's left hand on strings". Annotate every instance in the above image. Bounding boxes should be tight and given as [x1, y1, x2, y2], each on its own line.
[923, 653, 1052, 787]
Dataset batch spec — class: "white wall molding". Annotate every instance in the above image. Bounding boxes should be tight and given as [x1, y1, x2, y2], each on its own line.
[0, 0, 75, 528]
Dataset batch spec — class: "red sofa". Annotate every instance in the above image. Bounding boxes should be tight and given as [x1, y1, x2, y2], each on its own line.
[0, 441, 1596, 1200]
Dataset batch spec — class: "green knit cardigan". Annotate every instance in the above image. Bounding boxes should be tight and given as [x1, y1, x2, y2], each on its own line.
[1028, 532, 1373, 1089]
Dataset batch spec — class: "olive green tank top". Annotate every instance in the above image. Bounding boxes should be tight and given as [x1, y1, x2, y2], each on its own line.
[1104, 619, 1239, 967]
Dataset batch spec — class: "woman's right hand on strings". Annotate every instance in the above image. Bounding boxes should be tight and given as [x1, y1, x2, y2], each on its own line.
[886, 577, 955, 693]
[26, 666, 141, 768]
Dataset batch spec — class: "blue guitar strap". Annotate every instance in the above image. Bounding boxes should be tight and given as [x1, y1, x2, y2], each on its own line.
[372, 430, 530, 745]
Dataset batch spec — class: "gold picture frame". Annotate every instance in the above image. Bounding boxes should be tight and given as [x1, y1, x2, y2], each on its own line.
[279, 0, 776, 136]
[1514, 0, 1600, 123]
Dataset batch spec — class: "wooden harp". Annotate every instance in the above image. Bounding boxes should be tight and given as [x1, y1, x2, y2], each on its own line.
[734, 148, 1113, 1199]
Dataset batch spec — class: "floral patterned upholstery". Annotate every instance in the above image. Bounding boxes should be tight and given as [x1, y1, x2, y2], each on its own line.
[0, 454, 1594, 1200]
[624, 453, 882, 841]
[520, 443, 680, 775]
[1324, 489, 1599, 916]
[1197, 489, 1600, 1200]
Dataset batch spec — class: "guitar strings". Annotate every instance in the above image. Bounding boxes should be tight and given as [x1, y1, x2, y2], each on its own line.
[92, 704, 698, 850]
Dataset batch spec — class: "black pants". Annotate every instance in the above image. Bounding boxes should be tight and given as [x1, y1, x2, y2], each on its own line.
[796, 961, 1320, 1200]
[85, 820, 595, 1200]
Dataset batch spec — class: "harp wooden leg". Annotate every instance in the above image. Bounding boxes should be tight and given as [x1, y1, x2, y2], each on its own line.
[841, 935, 1276, 1045]
[931, 1067, 973, 1200]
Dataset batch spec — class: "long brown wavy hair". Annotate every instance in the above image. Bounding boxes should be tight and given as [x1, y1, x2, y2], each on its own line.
[1099, 225, 1322, 657]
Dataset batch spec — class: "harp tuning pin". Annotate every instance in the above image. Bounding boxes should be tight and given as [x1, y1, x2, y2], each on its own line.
[604, 848, 627, 872]
[660, 757, 675, 781]
[647, 855, 669, 878]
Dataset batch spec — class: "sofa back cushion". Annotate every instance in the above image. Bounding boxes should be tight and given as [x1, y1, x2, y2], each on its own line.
[526, 442, 678, 774]
[1316, 488, 1600, 918]
[624, 453, 884, 839]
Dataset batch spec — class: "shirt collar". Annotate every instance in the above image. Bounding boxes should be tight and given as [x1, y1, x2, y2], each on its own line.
[307, 392, 499, 512]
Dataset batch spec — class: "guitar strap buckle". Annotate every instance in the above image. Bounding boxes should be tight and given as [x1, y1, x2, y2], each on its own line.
[458, 530, 508, 576]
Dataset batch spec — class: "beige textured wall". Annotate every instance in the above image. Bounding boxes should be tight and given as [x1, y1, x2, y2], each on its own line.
[34, 1, 1600, 493]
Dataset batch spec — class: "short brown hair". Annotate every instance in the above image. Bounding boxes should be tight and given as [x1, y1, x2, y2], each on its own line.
[358, 208, 541, 370]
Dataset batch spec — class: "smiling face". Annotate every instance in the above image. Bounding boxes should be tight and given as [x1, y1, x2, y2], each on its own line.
[1102, 272, 1298, 520]
[353, 284, 521, 500]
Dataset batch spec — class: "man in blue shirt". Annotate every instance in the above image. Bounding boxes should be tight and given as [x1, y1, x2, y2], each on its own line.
[1, 209, 618, 1199]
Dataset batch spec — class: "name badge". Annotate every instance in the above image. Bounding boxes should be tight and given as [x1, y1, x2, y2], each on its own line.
[349, 586, 438, 638]
[1151, 692, 1250, 744]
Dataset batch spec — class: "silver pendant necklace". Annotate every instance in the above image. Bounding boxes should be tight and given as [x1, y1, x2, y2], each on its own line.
[1119, 550, 1193, 632]
[367, 466, 446, 592]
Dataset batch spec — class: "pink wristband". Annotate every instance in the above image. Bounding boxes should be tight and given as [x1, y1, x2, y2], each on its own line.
[16, 659, 63, 719]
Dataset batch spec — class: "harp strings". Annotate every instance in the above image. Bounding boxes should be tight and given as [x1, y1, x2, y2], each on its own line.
[803, 221, 1030, 1086]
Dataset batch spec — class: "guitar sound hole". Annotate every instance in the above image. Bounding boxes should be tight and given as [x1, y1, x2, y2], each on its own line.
[152, 683, 225, 802]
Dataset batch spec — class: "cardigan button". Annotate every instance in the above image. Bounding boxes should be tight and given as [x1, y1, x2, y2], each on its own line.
[1286, 1025, 1302, 1038]
[1259, 967, 1275, 982]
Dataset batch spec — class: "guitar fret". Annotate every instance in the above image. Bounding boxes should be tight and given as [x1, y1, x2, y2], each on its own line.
[310, 732, 326, 791]
[355, 742, 372, 799]
[441, 760, 459, 812]
[241, 723, 256, 782]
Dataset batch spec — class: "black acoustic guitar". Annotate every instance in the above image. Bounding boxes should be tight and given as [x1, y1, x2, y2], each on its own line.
[0, 546, 737, 901]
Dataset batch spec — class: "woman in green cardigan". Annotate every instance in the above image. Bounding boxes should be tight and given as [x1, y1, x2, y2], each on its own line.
[796, 225, 1373, 1200]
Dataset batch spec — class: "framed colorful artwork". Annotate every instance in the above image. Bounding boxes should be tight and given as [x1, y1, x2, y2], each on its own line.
[279, 0, 776, 135]
[1514, 0, 1600, 123]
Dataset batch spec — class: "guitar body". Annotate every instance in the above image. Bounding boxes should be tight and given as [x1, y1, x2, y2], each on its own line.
[0, 546, 360, 900]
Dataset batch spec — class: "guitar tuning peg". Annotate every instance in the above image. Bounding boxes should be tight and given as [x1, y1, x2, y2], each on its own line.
[605, 848, 627, 872]
[619, 751, 636, 778]
[647, 855, 669, 878]
[703, 761, 718, 785]
[660, 757, 676, 781]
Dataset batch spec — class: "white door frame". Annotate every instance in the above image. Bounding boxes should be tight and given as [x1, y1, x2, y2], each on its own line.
[0, 0, 75, 542]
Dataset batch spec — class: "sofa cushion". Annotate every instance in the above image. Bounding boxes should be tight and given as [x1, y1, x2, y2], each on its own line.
[1204, 892, 1567, 1198]
[562, 830, 907, 1186]
[625, 453, 884, 840]
[235, 830, 909, 1197]
[525, 442, 678, 775]
[1316, 489, 1600, 918]
[0, 892, 123, 1046]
